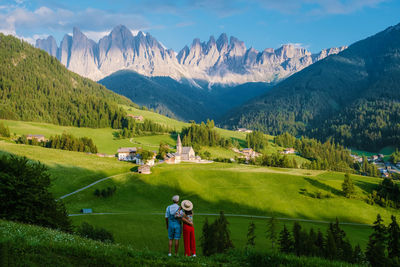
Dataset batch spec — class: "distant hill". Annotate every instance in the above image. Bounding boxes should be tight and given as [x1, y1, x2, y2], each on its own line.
[220, 22, 400, 151]
[99, 70, 270, 121]
[0, 34, 134, 128]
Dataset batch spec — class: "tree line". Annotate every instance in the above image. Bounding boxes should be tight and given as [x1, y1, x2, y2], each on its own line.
[0, 122, 10, 137]
[246, 131, 268, 152]
[181, 120, 232, 149]
[116, 118, 174, 138]
[274, 132, 380, 175]
[17, 133, 98, 153]
[201, 209, 400, 266]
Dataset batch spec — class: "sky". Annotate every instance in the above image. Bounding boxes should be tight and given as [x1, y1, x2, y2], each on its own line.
[1, 0, 400, 53]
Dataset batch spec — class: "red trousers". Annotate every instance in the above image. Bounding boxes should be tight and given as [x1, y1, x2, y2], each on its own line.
[183, 223, 196, 256]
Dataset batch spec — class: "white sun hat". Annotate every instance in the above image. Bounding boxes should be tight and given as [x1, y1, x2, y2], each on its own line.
[172, 195, 179, 202]
[181, 200, 193, 211]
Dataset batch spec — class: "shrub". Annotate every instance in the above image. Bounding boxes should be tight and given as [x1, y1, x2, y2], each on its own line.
[0, 154, 71, 232]
[76, 222, 114, 243]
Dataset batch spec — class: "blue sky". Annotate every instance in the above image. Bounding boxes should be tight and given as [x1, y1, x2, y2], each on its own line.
[0, 0, 399, 53]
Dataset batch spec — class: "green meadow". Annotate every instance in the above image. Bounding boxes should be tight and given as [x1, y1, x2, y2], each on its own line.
[0, 140, 394, 255]
[0, 111, 394, 257]
[62, 163, 394, 253]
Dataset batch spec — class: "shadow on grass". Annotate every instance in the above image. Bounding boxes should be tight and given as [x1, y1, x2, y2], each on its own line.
[304, 177, 343, 197]
[354, 180, 378, 195]
[1, 148, 374, 226]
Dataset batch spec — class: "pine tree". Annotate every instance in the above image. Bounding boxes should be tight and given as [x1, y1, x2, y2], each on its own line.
[325, 230, 337, 260]
[267, 216, 278, 249]
[246, 221, 256, 250]
[366, 214, 387, 266]
[213, 211, 234, 254]
[342, 173, 355, 198]
[201, 218, 212, 256]
[315, 229, 324, 257]
[388, 215, 400, 259]
[278, 225, 293, 253]
[293, 222, 302, 256]
[353, 244, 365, 264]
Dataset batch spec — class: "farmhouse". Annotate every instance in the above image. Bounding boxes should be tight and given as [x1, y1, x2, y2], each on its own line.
[127, 114, 144, 121]
[237, 128, 253, 133]
[117, 147, 138, 161]
[138, 164, 151, 174]
[26, 134, 46, 142]
[242, 148, 258, 158]
[282, 148, 295, 154]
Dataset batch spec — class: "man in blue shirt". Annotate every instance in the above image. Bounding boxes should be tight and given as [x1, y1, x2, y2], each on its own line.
[165, 195, 182, 256]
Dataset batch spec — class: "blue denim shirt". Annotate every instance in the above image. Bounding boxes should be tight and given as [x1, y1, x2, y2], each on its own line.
[165, 203, 180, 223]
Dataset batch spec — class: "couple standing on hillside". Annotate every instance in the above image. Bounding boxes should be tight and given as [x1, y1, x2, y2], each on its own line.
[165, 195, 196, 257]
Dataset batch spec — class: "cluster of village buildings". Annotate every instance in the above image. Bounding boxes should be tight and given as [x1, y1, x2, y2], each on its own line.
[117, 134, 209, 174]
[351, 153, 400, 178]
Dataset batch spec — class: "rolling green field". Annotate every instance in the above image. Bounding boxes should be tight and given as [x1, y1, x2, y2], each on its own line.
[61, 161, 394, 253]
[0, 117, 288, 160]
[1, 140, 394, 255]
[1, 111, 395, 257]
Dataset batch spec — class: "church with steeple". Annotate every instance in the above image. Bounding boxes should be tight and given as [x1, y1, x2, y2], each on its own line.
[165, 134, 197, 163]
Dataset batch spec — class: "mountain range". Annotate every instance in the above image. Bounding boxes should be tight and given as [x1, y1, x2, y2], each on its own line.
[221, 22, 400, 151]
[36, 25, 346, 85]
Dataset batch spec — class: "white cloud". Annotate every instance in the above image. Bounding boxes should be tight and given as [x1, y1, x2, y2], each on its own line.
[254, 0, 388, 15]
[0, 5, 150, 42]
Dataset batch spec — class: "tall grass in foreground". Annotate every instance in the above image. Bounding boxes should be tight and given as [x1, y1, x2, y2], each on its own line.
[0, 220, 360, 266]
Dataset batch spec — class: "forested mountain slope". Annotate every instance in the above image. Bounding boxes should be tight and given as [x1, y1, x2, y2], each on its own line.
[100, 70, 270, 121]
[220, 23, 400, 151]
[0, 34, 133, 128]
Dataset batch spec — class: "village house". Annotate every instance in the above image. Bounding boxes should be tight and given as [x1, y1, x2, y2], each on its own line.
[282, 148, 295, 154]
[237, 128, 253, 133]
[127, 114, 144, 121]
[138, 164, 151, 174]
[117, 147, 138, 161]
[371, 155, 379, 161]
[240, 148, 260, 160]
[136, 152, 157, 166]
[26, 134, 46, 142]
[351, 154, 363, 163]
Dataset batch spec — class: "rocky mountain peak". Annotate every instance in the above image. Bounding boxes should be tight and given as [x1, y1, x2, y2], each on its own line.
[216, 33, 228, 51]
[36, 25, 346, 84]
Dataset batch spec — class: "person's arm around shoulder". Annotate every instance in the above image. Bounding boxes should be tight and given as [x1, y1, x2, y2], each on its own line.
[181, 214, 193, 226]
[165, 206, 169, 230]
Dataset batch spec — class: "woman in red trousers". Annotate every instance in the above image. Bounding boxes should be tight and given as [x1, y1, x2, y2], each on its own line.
[180, 200, 196, 257]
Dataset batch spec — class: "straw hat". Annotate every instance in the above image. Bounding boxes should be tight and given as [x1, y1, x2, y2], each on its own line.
[181, 200, 193, 211]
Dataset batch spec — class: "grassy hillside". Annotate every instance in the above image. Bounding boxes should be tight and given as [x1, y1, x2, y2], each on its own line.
[0, 141, 133, 197]
[0, 107, 293, 160]
[0, 141, 394, 255]
[0, 220, 357, 266]
[0, 34, 133, 128]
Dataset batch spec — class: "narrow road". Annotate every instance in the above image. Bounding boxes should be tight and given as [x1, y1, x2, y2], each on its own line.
[58, 172, 133, 200]
[68, 212, 372, 226]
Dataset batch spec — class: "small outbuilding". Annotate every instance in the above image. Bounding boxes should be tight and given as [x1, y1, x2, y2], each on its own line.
[80, 208, 93, 214]
[26, 134, 46, 142]
[138, 164, 151, 174]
